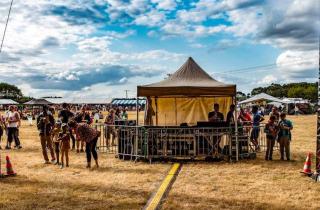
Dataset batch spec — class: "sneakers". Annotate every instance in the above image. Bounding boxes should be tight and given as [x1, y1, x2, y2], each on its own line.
[44, 160, 50, 164]
[80, 149, 84, 153]
[5, 146, 11, 150]
[60, 164, 64, 169]
[15, 145, 22, 149]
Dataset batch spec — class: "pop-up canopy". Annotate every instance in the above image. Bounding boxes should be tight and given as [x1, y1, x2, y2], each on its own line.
[137, 57, 236, 126]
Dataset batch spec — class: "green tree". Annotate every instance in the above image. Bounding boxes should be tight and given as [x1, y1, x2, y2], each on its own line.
[0, 83, 23, 98]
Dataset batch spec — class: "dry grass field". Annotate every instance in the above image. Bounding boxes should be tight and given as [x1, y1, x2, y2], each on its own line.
[0, 114, 319, 210]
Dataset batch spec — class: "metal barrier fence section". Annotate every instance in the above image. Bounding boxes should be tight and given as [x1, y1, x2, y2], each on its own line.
[93, 123, 277, 161]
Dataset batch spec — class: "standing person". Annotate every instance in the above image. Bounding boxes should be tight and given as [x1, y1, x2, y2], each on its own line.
[208, 103, 224, 122]
[269, 107, 280, 123]
[104, 109, 116, 148]
[68, 121, 100, 168]
[14, 106, 22, 148]
[250, 106, 264, 151]
[6, 105, 22, 149]
[74, 105, 91, 153]
[226, 104, 236, 125]
[58, 124, 71, 169]
[122, 107, 128, 120]
[0, 113, 5, 150]
[37, 106, 55, 164]
[278, 113, 293, 161]
[58, 103, 75, 150]
[264, 115, 277, 160]
[52, 121, 62, 165]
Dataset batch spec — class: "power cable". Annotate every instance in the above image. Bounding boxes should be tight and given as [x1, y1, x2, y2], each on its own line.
[0, 0, 14, 53]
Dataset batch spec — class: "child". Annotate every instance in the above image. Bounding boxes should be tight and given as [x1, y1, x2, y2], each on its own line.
[264, 115, 277, 160]
[58, 124, 71, 168]
[51, 121, 62, 165]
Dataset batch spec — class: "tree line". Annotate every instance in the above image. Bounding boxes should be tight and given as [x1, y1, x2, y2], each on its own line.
[0, 82, 318, 103]
[238, 82, 318, 102]
[0, 82, 32, 103]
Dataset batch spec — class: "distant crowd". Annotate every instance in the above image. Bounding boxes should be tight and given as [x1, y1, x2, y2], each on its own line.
[0, 103, 131, 169]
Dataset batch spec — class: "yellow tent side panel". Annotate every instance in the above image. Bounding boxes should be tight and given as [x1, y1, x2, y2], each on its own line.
[149, 97, 233, 126]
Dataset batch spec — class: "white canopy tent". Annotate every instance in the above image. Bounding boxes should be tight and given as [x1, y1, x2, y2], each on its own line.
[239, 93, 283, 105]
[0, 99, 19, 105]
[43, 98, 112, 105]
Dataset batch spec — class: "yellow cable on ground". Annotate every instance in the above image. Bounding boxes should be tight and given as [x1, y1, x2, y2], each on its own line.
[144, 163, 181, 210]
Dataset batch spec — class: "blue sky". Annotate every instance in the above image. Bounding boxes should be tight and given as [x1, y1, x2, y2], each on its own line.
[0, 0, 318, 98]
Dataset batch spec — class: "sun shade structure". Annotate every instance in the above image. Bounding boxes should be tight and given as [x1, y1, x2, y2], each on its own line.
[137, 57, 236, 126]
[24, 98, 53, 105]
[238, 93, 283, 105]
[138, 57, 236, 97]
[0, 99, 18, 105]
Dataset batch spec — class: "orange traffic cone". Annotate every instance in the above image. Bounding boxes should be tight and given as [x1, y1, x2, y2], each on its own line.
[6, 155, 16, 176]
[301, 152, 312, 176]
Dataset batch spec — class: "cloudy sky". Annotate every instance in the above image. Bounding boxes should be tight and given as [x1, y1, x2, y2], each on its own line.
[0, 0, 319, 98]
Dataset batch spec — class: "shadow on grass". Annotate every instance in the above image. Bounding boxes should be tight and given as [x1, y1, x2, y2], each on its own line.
[0, 175, 152, 210]
[163, 191, 302, 210]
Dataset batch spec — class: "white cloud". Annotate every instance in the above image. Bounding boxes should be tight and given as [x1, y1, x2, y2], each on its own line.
[276, 50, 318, 79]
[258, 75, 278, 85]
[151, 0, 177, 10]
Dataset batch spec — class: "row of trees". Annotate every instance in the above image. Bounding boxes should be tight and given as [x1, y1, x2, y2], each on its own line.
[237, 82, 318, 102]
[0, 83, 32, 103]
[1, 82, 318, 103]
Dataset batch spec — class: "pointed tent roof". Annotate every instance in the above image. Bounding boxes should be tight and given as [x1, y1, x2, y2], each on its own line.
[137, 57, 236, 97]
[24, 98, 53, 105]
[238, 93, 283, 104]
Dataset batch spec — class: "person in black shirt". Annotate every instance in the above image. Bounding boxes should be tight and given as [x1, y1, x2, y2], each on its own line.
[226, 104, 235, 125]
[58, 103, 75, 149]
[208, 103, 224, 122]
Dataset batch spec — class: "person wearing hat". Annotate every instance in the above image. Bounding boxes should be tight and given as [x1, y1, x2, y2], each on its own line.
[58, 123, 71, 168]
[68, 120, 100, 168]
[37, 105, 55, 164]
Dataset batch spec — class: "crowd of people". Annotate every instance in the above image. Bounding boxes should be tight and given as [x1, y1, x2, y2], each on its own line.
[208, 103, 293, 161]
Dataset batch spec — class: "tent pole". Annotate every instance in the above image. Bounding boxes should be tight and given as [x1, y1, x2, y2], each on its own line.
[174, 98, 177, 126]
[234, 96, 239, 162]
[136, 97, 139, 126]
[155, 97, 158, 126]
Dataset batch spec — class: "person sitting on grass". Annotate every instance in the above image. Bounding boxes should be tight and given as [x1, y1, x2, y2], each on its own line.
[58, 123, 71, 169]
[68, 120, 100, 168]
[278, 113, 293, 161]
[51, 121, 62, 165]
[250, 106, 264, 152]
[264, 115, 277, 160]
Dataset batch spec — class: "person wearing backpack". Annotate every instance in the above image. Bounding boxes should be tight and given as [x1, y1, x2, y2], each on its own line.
[278, 113, 293, 161]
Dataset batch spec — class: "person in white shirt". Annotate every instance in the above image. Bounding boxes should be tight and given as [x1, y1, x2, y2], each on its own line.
[6, 106, 22, 149]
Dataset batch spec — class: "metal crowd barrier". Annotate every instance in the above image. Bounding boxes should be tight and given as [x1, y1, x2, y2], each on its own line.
[92, 123, 278, 161]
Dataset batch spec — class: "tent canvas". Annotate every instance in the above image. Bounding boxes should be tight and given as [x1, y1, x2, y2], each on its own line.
[137, 57, 236, 126]
[238, 93, 283, 105]
[0, 99, 18, 105]
[24, 99, 52, 105]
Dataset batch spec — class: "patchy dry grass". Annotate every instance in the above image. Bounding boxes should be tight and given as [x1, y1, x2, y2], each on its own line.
[163, 115, 320, 210]
[0, 112, 169, 210]
[0, 114, 319, 210]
